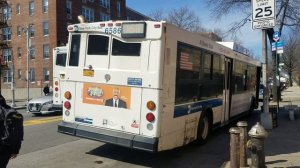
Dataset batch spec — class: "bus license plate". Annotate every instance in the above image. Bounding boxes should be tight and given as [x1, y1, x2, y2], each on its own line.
[83, 69, 94, 77]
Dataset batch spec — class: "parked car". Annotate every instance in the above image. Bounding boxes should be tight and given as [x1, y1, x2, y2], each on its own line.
[27, 93, 62, 115]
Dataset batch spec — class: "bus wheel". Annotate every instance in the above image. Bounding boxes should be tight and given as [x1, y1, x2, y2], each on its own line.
[196, 112, 211, 144]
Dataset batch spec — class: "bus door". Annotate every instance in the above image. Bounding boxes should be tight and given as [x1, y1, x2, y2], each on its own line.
[222, 57, 232, 124]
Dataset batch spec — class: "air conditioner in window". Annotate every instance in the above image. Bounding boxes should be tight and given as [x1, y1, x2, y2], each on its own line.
[67, 14, 72, 20]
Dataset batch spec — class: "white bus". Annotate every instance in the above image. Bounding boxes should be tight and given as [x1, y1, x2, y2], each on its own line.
[58, 21, 261, 152]
[53, 46, 67, 110]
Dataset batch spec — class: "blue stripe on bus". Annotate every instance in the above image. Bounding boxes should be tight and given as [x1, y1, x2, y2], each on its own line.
[173, 99, 223, 118]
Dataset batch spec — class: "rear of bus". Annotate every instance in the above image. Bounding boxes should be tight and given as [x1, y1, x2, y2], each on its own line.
[58, 21, 165, 152]
[53, 46, 67, 111]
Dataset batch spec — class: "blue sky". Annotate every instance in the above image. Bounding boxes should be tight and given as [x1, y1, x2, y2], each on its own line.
[127, 0, 262, 60]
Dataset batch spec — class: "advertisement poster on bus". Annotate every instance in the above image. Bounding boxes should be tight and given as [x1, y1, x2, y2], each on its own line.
[83, 83, 131, 109]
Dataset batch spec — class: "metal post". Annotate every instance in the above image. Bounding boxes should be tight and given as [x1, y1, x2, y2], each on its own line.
[229, 127, 241, 168]
[11, 61, 16, 107]
[260, 29, 273, 129]
[237, 121, 248, 167]
[276, 49, 280, 112]
[26, 25, 30, 104]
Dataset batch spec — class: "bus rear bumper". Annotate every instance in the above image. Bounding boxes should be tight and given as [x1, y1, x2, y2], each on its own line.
[58, 121, 158, 152]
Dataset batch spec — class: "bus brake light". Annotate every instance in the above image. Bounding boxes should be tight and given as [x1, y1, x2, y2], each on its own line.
[55, 87, 59, 92]
[146, 113, 155, 122]
[64, 101, 71, 109]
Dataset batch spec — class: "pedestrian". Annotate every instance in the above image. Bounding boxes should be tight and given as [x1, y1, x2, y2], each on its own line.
[0, 94, 24, 168]
[43, 84, 50, 95]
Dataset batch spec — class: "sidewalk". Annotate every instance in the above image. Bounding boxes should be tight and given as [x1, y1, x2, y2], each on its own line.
[223, 85, 300, 168]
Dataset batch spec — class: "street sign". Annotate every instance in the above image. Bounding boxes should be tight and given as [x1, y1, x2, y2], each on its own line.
[252, 0, 276, 29]
[273, 31, 280, 42]
[271, 41, 284, 52]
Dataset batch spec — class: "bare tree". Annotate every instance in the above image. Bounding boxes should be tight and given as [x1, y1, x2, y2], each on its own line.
[207, 0, 300, 39]
[167, 6, 204, 32]
[281, 35, 300, 86]
[148, 9, 165, 21]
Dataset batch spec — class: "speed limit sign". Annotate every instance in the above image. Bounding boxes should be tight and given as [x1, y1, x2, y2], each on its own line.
[252, 0, 276, 29]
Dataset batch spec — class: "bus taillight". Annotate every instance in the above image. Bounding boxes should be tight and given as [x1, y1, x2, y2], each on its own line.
[64, 91, 72, 100]
[64, 101, 71, 109]
[55, 87, 58, 92]
[146, 113, 155, 122]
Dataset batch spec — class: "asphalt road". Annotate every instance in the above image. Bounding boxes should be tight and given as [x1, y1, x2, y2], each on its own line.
[7, 108, 263, 168]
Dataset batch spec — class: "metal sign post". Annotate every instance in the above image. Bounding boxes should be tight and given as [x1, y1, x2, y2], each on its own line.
[273, 31, 280, 113]
[252, 0, 276, 129]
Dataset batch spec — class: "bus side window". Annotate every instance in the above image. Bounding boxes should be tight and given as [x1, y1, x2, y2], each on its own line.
[69, 34, 81, 66]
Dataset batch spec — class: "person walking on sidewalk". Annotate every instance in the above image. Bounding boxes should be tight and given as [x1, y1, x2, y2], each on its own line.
[43, 84, 50, 96]
[0, 94, 24, 168]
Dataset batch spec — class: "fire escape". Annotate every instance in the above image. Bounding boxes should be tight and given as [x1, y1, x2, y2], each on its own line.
[0, 0, 11, 93]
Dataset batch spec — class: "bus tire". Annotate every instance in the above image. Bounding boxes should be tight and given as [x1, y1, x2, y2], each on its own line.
[196, 111, 212, 144]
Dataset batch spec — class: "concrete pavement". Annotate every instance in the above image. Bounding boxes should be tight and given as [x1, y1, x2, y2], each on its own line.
[223, 85, 300, 168]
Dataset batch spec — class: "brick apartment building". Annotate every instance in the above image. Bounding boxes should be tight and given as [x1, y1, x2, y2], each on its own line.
[0, 0, 133, 100]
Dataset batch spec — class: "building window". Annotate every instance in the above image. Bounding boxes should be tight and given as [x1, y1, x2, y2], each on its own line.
[66, 0, 72, 19]
[43, 0, 48, 13]
[43, 44, 49, 58]
[117, 1, 121, 17]
[43, 68, 49, 82]
[29, 1, 34, 16]
[82, 7, 94, 22]
[16, 3, 20, 14]
[29, 25, 34, 37]
[2, 27, 11, 41]
[3, 6, 11, 20]
[4, 69, 12, 83]
[17, 69, 22, 79]
[3, 49, 11, 62]
[18, 47, 22, 58]
[43, 21, 49, 35]
[100, 0, 110, 9]
[29, 68, 35, 82]
[100, 12, 110, 21]
[17, 26, 22, 36]
[30, 46, 35, 59]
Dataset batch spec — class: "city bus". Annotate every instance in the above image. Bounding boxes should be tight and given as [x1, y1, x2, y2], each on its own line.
[53, 46, 67, 110]
[58, 20, 261, 152]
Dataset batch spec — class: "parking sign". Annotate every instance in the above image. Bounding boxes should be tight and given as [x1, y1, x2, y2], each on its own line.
[252, 0, 276, 29]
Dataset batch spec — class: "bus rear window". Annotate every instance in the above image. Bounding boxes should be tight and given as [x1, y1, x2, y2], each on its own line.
[112, 38, 141, 56]
[69, 34, 81, 66]
[56, 53, 66, 67]
[87, 35, 109, 55]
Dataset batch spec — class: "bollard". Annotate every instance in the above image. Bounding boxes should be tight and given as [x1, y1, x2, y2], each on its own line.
[237, 121, 248, 167]
[229, 127, 241, 168]
[247, 122, 268, 168]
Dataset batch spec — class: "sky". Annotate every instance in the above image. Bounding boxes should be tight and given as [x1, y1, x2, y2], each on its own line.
[127, 0, 263, 61]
